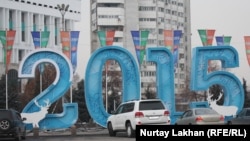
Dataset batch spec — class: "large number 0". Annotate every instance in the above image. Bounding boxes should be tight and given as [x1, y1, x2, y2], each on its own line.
[190, 46, 244, 112]
[85, 46, 141, 127]
[19, 49, 78, 130]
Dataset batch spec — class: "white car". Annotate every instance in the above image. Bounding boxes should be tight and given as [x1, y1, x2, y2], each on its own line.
[107, 99, 171, 137]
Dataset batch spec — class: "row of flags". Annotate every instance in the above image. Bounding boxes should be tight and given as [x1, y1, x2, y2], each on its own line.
[0, 30, 80, 74]
[97, 30, 183, 69]
[31, 30, 80, 73]
[197, 29, 233, 72]
[198, 29, 232, 46]
[0, 30, 16, 74]
[2, 28, 250, 75]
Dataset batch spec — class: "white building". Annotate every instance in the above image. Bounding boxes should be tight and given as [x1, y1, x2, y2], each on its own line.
[90, 0, 191, 95]
[0, 0, 81, 92]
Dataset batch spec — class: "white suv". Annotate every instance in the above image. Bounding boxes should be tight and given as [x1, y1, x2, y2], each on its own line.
[107, 99, 170, 137]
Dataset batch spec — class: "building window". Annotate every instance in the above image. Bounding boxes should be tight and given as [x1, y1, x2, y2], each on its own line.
[18, 49, 24, 61]
[33, 14, 36, 31]
[9, 10, 13, 30]
[21, 12, 25, 41]
[55, 19, 59, 45]
[44, 16, 48, 31]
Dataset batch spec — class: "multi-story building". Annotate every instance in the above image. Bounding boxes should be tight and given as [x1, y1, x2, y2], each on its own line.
[90, 0, 191, 99]
[0, 0, 81, 93]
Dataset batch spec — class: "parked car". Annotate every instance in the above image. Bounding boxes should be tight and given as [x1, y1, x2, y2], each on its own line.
[0, 109, 26, 141]
[107, 99, 170, 137]
[175, 108, 225, 125]
[227, 107, 250, 125]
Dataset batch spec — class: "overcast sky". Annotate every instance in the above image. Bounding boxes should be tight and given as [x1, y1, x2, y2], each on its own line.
[75, 0, 250, 85]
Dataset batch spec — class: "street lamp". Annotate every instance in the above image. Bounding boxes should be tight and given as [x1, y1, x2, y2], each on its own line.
[57, 4, 69, 31]
[106, 89, 112, 112]
[57, 3, 69, 104]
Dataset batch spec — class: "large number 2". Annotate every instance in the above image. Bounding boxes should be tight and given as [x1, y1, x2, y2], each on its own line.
[190, 46, 244, 112]
[19, 48, 78, 130]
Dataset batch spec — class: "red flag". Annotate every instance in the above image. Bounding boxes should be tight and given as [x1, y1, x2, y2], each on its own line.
[106, 30, 115, 46]
[206, 29, 215, 46]
[5, 30, 16, 73]
[244, 36, 250, 66]
[60, 31, 71, 59]
[164, 30, 173, 51]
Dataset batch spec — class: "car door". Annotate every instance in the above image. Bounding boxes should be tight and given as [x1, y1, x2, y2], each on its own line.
[233, 108, 250, 124]
[113, 103, 134, 130]
[177, 110, 193, 124]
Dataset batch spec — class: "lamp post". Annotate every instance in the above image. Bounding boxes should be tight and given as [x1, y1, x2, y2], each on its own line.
[57, 4, 69, 31]
[107, 89, 112, 112]
[57, 3, 69, 104]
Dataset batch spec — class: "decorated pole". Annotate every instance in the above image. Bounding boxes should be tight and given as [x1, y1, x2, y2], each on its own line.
[0, 29, 16, 109]
[97, 30, 115, 112]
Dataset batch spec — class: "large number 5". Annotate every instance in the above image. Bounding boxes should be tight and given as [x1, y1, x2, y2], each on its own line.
[190, 46, 244, 112]
[19, 48, 78, 130]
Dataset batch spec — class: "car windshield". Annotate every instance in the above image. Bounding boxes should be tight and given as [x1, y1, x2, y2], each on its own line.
[139, 101, 165, 110]
[195, 108, 218, 115]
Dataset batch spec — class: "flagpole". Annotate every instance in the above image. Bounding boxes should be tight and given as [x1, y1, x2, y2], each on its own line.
[5, 29, 8, 109]
[40, 29, 42, 94]
[6, 73, 8, 109]
[105, 62, 108, 112]
[69, 32, 72, 103]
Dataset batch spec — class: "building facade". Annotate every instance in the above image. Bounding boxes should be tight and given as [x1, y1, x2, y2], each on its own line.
[90, 0, 191, 97]
[0, 0, 81, 93]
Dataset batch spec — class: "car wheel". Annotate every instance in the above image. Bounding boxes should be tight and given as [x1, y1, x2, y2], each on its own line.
[107, 122, 116, 137]
[227, 121, 232, 125]
[0, 119, 11, 130]
[21, 129, 26, 139]
[15, 130, 21, 141]
[126, 122, 135, 138]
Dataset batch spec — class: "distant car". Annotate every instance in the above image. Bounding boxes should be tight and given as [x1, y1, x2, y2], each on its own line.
[107, 99, 170, 137]
[227, 107, 250, 125]
[0, 109, 26, 141]
[175, 108, 225, 125]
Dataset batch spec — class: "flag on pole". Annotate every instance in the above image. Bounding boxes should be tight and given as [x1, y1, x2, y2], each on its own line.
[173, 30, 182, 68]
[198, 29, 216, 72]
[131, 30, 149, 65]
[97, 30, 115, 46]
[0, 30, 16, 74]
[41, 31, 50, 48]
[31, 31, 50, 48]
[164, 30, 173, 51]
[164, 30, 182, 70]
[244, 36, 250, 66]
[97, 30, 116, 73]
[97, 31, 106, 47]
[70, 31, 80, 73]
[60, 31, 71, 59]
[106, 30, 115, 46]
[31, 31, 50, 73]
[206, 29, 215, 46]
[215, 36, 232, 46]
[198, 29, 207, 46]
[31, 31, 41, 49]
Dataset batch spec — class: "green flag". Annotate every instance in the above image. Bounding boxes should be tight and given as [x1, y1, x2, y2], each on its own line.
[41, 31, 50, 48]
[140, 30, 149, 64]
[223, 36, 232, 46]
[97, 31, 106, 47]
[198, 29, 207, 46]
